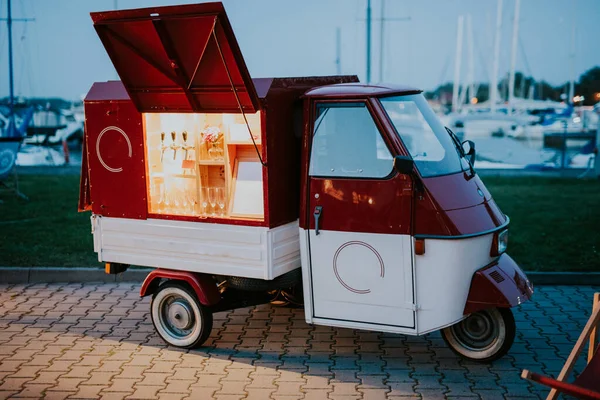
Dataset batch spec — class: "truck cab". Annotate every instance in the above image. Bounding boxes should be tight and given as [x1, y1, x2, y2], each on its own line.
[298, 83, 532, 361]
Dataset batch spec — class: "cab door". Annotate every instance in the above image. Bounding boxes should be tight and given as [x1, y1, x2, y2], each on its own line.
[306, 101, 415, 329]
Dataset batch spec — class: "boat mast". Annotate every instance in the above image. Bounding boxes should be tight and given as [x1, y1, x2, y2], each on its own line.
[7, 0, 15, 136]
[335, 27, 341, 75]
[466, 14, 475, 104]
[378, 0, 384, 82]
[366, 0, 372, 84]
[452, 15, 464, 113]
[490, 0, 503, 113]
[1, 0, 34, 137]
[568, 25, 575, 104]
[508, 0, 520, 113]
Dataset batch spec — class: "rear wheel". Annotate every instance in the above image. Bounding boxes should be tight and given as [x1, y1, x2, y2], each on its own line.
[151, 281, 213, 348]
[441, 307, 515, 363]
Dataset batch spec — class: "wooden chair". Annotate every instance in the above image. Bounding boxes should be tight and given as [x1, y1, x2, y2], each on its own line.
[522, 293, 600, 400]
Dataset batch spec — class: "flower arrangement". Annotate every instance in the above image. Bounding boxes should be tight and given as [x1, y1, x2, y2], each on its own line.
[200, 126, 222, 144]
[201, 126, 224, 160]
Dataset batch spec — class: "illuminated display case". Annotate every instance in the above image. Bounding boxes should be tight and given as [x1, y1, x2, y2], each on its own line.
[144, 112, 263, 220]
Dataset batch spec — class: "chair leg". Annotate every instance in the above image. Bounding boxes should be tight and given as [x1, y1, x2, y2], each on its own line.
[0, 168, 29, 202]
[13, 168, 28, 201]
[589, 293, 600, 363]
[522, 370, 600, 400]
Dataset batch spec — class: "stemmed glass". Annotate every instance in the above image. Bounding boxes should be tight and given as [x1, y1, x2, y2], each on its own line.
[216, 187, 226, 216]
[208, 187, 217, 216]
[200, 187, 210, 216]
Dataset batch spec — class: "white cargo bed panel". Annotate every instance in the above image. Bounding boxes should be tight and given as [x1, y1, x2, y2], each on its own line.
[92, 216, 301, 280]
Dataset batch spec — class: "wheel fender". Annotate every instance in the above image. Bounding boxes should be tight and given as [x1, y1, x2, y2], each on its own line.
[464, 254, 533, 315]
[140, 268, 221, 306]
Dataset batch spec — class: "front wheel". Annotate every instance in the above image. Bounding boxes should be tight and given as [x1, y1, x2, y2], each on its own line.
[151, 281, 213, 348]
[441, 307, 515, 363]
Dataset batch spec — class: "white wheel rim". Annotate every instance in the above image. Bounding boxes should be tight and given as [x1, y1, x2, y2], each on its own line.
[444, 308, 507, 360]
[152, 287, 202, 347]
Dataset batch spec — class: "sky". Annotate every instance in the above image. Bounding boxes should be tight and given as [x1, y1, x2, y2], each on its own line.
[0, 0, 599, 101]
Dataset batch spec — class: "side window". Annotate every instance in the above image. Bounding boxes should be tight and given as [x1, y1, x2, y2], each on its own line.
[309, 102, 393, 178]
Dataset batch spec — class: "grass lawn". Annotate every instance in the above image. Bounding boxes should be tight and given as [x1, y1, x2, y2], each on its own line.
[484, 176, 600, 272]
[0, 174, 599, 271]
[0, 174, 99, 268]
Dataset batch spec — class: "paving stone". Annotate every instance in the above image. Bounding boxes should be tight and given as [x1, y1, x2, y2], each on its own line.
[101, 379, 139, 393]
[126, 385, 164, 399]
[71, 384, 105, 399]
[0, 284, 595, 399]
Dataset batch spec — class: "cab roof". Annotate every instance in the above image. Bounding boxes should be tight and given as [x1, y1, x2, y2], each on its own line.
[304, 83, 422, 98]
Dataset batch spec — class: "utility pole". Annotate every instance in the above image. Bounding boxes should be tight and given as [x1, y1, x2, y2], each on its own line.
[508, 0, 520, 112]
[452, 15, 464, 113]
[1, 0, 34, 137]
[335, 27, 341, 75]
[366, 0, 372, 84]
[490, 0, 503, 113]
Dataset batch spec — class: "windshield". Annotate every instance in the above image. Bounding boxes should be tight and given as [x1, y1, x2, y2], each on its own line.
[380, 94, 463, 177]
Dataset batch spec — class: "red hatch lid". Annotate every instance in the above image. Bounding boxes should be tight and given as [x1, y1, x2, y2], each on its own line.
[91, 2, 259, 113]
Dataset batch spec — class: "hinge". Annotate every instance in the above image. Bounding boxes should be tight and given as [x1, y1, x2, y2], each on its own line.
[407, 303, 420, 312]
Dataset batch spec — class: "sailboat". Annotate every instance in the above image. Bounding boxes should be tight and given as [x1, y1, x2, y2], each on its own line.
[0, 0, 33, 195]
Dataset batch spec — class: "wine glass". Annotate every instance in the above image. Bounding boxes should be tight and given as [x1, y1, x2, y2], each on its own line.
[187, 190, 197, 215]
[216, 187, 226, 216]
[155, 182, 164, 212]
[200, 187, 210, 216]
[208, 187, 217, 216]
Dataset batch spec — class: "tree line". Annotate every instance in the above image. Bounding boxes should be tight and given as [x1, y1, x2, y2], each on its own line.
[425, 66, 600, 107]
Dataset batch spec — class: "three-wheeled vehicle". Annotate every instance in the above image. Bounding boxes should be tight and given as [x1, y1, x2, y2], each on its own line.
[80, 2, 533, 362]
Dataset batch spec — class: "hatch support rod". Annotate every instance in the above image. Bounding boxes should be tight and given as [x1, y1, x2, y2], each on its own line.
[212, 28, 266, 167]
[188, 18, 217, 91]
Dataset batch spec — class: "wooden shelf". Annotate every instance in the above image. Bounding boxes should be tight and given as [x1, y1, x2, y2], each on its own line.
[151, 173, 196, 179]
[228, 141, 262, 146]
[198, 160, 226, 166]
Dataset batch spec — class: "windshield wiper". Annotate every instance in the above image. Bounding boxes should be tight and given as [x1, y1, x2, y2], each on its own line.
[445, 127, 464, 158]
[445, 127, 475, 177]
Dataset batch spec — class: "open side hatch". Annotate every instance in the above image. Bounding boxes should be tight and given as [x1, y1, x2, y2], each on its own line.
[91, 2, 260, 113]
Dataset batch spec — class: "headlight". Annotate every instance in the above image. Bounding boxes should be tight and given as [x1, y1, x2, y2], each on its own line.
[491, 229, 508, 256]
[498, 229, 508, 254]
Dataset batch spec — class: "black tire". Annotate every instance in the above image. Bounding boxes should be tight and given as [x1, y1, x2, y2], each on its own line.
[226, 268, 302, 292]
[441, 307, 516, 363]
[150, 281, 213, 349]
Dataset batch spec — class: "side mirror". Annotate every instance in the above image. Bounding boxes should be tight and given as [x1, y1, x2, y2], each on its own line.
[462, 140, 476, 166]
[393, 155, 414, 175]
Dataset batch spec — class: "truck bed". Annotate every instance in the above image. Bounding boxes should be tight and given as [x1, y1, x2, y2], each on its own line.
[91, 216, 300, 280]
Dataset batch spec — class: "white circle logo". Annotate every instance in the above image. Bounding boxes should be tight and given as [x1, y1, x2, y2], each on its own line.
[95, 126, 132, 173]
[333, 241, 385, 294]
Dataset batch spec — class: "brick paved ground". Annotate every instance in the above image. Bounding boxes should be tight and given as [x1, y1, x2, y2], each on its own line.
[0, 283, 597, 399]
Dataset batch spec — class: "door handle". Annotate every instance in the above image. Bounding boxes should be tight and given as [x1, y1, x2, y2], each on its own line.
[313, 206, 323, 235]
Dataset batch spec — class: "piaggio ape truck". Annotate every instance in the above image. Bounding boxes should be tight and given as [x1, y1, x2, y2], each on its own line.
[79, 2, 533, 362]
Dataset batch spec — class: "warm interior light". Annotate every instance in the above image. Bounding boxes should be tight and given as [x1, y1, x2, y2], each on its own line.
[144, 112, 263, 220]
